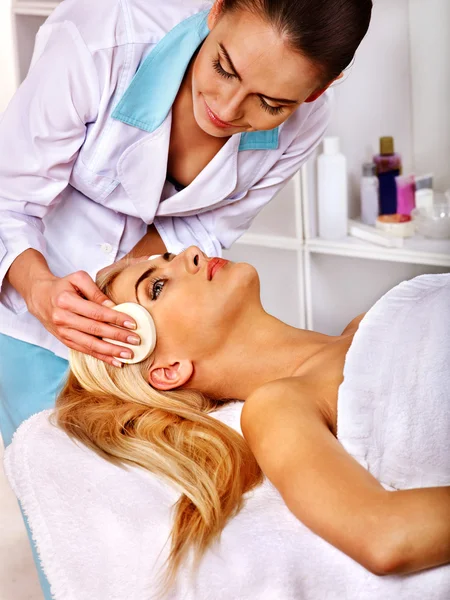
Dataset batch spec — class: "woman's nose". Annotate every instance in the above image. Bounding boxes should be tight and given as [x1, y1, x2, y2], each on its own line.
[183, 246, 207, 273]
[217, 89, 245, 123]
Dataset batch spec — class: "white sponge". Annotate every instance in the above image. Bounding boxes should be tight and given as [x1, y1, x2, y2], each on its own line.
[103, 302, 157, 364]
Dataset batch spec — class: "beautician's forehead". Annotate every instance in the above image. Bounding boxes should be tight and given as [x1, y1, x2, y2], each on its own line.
[216, 10, 320, 97]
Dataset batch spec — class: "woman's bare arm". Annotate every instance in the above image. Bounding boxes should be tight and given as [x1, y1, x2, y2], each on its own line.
[126, 224, 166, 258]
[95, 224, 167, 281]
[241, 379, 450, 576]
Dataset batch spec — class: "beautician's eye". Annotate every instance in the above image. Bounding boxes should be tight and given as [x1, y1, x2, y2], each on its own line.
[149, 278, 166, 300]
[259, 98, 284, 116]
[212, 57, 235, 80]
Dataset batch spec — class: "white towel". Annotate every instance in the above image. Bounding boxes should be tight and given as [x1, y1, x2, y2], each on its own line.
[4, 274, 450, 600]
[337, 273, 450, 489]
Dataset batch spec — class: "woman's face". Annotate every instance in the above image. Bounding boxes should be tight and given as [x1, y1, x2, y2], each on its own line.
[191, 5, 324, 137]
[109, 247, 260, 366]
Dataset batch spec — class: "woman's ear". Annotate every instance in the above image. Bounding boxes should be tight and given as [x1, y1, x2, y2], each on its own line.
[148, 359, 193, 391]
[207, 0, 225, 29]
[305, 72, 344, 103]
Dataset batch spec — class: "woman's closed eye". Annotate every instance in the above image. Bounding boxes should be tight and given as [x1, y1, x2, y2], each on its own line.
[211, 57, 284, 116]
[259, 98, 284, 116]
[212, 57, 235, 80]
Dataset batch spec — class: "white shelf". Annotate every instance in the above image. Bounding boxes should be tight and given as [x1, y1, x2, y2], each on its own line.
[12, 1, 59, 17]
[236, 231, 450, 268]
[307, 235, 450, 268]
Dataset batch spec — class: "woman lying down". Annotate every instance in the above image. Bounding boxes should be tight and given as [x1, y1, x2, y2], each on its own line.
[5, 248, 450, 600]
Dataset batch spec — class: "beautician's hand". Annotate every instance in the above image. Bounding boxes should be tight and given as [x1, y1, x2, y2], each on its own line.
[27, 271, 140, 367]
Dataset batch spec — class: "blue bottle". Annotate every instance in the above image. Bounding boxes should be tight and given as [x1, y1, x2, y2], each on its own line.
[373, 136, 402, 214]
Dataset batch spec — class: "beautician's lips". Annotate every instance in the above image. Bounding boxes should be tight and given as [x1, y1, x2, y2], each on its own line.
[203, 99, 235, 129]
[207, 258, 229, 280]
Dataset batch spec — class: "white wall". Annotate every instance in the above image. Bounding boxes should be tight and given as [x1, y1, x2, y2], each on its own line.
[409, 0, 450, 193]
[325, 0, 414, 219]
[310, 255, 450, 335]
[0, 0, 17, 112]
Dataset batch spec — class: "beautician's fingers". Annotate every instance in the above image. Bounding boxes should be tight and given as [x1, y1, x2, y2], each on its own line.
[55, 310, 140, 350]
[54, 288, 137, 330]
[60, 329, 134, 364]
[26, 273, 138, 365]
[67, 340, 124, 368]
[65, 270, 120, 309]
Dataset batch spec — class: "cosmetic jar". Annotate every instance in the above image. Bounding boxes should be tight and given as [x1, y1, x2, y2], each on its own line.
[376, 214, 415, 238]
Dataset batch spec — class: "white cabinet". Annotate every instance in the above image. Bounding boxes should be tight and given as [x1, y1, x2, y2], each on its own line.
[11, 0, 450, 335]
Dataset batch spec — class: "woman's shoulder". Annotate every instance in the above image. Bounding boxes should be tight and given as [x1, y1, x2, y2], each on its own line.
[242, 322, 363, 439]
[46, 0, 207, 53]
[241, 378, 324, 434]
[340, 313, 366, 337]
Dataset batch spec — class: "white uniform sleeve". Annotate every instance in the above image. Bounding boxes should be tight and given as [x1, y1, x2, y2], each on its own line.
[0, 21, 99, 314]
[153, 96, 331, 257]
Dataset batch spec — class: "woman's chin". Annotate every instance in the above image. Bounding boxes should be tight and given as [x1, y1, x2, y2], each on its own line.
[226, 262, 261, 305]
[238, 261, 260, 283]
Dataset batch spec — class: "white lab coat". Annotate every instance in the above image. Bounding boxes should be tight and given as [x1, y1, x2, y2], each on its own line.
[0, 0, 331, 358]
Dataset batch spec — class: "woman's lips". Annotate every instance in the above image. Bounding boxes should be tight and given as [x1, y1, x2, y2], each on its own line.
[203, 99, 235, 129]
[207, 258, 229, 280]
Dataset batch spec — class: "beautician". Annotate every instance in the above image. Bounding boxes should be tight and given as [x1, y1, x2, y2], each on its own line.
[0, 0, 371, 593]
[0, 0, 373, 443]
[0, 0, 374, 455]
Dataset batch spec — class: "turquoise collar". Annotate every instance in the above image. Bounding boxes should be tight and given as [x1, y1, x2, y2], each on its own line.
[112, 10, 279, 151]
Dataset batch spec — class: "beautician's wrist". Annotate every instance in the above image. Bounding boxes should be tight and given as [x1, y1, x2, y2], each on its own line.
[6, 249, 56, 304]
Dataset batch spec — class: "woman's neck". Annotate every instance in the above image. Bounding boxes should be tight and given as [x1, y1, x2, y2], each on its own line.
[196, 310, 334, 401]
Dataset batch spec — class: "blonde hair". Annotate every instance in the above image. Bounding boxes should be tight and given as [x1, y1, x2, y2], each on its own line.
[54, 260, 263, 592]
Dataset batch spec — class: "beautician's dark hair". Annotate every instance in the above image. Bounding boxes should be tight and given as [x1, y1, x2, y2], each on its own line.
[221, 0, 373, 84]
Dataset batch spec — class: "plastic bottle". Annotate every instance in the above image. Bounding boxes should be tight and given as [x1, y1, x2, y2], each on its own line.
[317, 137, 348, 239]
[395, 174, 416, 216]
[360, 162, 379, 226]
[415, 174, 434, 210]
[373, 136, 402, 215]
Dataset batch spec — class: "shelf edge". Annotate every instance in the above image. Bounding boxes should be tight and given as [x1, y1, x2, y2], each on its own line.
[12, 2, 59, 17]
[307, 238, 450, 268]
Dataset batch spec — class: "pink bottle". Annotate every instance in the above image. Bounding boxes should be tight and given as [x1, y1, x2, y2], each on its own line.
[395, 175, 416, 216]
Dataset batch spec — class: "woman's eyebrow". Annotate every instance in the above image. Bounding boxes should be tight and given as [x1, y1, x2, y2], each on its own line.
[134, 253, 174, 300]
[135, 266, 155, 300]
